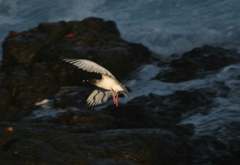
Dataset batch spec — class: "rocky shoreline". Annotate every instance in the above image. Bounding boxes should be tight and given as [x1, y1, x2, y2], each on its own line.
[0, 17, 240, 165]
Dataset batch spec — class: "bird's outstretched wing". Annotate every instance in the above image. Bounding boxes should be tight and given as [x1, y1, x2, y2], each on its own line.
[86, 89, 112, 106]
[63, 59, 115, 78]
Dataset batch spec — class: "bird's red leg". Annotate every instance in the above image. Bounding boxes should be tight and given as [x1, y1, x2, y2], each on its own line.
[112, 94, 116, 106]
[111, 90, 119, 108]
[115, 94, 119, 108]
[112, 91, 117, 107]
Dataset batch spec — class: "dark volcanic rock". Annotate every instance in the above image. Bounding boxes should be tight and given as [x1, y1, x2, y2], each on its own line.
[192, 135, 240, 165]
[2, 17, 150, 76]
[30, 87, 214, 133]
[0, 123, 192, 165]
[0, 17, 151, 120]
[109, 89, 214, 131]
[0, 87, 237, 165]
[156, 45, 240, 82]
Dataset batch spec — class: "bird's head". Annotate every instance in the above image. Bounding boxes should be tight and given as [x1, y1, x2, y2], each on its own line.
[118, 86, 131, 97]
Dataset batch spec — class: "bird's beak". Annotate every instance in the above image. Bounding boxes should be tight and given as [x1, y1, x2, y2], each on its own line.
[125, 86, 131, 92]
[122, 91, 128, 97]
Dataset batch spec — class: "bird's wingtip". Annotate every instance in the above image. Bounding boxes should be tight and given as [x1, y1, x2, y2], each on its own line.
[62, 58, 80, 65]
[62, 58, 73, 62]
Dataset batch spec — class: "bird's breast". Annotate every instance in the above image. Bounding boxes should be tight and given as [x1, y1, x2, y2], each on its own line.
[95, 75, 123, 92]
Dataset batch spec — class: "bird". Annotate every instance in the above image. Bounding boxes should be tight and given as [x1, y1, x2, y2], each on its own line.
[63, 59, 128, 108]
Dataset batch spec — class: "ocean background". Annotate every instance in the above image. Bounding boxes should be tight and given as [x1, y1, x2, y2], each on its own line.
[0, 0, 240, 57]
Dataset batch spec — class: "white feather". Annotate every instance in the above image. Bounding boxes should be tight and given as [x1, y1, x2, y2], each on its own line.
[63, 59, 115, 78]
[86, 89, 112, 106]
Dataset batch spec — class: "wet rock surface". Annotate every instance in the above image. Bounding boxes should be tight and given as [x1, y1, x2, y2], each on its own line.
[156, 45, 240, 82]
[0, 124, 192, 165]
[1, 87, 239, 165]
[0, 18, 240, 165]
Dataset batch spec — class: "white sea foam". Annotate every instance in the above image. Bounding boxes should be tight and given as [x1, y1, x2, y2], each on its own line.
[122, 63, 240, 139]
[181, 64, 240, 138]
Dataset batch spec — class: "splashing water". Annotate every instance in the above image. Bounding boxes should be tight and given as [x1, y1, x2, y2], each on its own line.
[0, 0, 240, 57]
